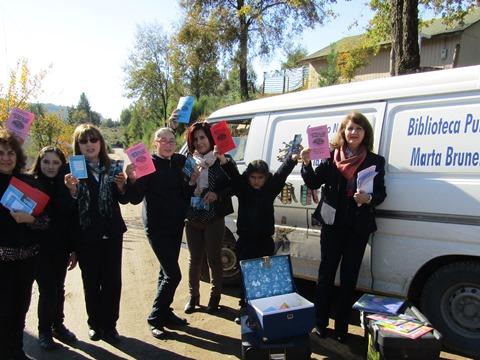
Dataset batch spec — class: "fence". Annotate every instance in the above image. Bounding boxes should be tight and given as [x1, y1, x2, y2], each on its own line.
[262, 66, 309, 94]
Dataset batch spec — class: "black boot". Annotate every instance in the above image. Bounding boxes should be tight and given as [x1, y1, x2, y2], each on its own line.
[206, 295, 221, 314]
[184, 295, 199, 314]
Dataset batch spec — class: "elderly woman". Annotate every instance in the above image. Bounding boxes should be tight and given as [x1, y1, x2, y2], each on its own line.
[126, 124, 197, 339]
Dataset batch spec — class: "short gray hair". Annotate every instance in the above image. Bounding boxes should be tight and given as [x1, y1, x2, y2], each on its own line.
[154, 127, 175, 139]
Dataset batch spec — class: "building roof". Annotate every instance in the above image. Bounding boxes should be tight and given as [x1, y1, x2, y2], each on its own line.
[302, 8, 480, 61]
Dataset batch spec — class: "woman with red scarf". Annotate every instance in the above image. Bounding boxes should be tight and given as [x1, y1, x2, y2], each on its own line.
[301, 111, 386, 343]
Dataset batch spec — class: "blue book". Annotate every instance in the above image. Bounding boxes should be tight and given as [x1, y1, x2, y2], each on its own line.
[177, 96, 194, 124]
[0, 184, 37, 214]
[69, 155, 88, 179]
[183, 156, 196, 177]
[353, 294, 406, 315]
[108, 159, 125, 182]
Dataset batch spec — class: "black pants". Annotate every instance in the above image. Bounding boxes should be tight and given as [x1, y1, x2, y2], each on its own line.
[0, 255, 38, 360]
[76, 235, 123, 332]
[36, 249, 69, 334]
[315, 226, 369, 335]
[146, 225, 184, 326]
[236, 234, 275, 306]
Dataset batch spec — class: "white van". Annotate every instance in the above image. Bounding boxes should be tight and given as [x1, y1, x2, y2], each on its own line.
[205, 65, 480, 357]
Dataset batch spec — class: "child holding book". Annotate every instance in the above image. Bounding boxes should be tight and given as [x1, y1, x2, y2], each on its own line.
[217, 149, 299, 312]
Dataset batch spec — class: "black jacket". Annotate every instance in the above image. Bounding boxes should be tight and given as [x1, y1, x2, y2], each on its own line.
[222, 157, 297, 237]
[32, 167, 76, 254]
[72, 164, 130, 244]
[128, 153, 194, 236]
[302, 151, 386, 235]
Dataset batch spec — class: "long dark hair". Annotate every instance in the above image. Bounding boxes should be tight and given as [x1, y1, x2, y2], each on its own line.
[331, 111, 374, 152]
[0, 128, 26, 174]
[72, 123, 111, 170]
[186, 121, 215, 154]
[30, 146, 67, 177]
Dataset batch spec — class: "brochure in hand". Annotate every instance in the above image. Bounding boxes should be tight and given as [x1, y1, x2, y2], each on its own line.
[108, 160, 125, 182]
[288, 134, 302, 156]
[176, 96, 194, 123]
[211, 121, 236, 154]
[6, 108, 35, 143]
[126, 143, 156, 179]
[183, 155, 196, 178]
[353, 293, 406, 315]
[0, 177, 50, 216]
[307, 125, 330, 160]
[69, 155, 88, 179]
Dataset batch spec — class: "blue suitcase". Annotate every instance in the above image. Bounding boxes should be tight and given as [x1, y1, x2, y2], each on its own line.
[241, 316, 311, 360]
[240, 255, 315, 341]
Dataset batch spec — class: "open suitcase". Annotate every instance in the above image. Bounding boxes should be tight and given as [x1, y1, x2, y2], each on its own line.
[362, 305, 442, 360]
[241, 315, 311, 360]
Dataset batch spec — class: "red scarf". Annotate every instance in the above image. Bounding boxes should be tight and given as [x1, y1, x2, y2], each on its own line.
[334, 146, 367, 181]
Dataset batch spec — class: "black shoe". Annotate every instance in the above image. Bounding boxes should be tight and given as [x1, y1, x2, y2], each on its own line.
[165, 312, 188, 327]
[52, 324, 77, 343]
[103, 328, 121, 344]
[206, 295, 220, 314]
[184, 295, 199, 314]
[150, 325, 169, 339]
[314, 326, 327, 339]
[88, 328, 102, 341]
[38, 333, 57, 350]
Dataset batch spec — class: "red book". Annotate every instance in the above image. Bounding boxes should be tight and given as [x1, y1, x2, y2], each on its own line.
[211, 121, 236, 154]
[1, 177, 50, 216]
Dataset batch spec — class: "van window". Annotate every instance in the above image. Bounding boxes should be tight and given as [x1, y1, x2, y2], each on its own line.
[225, 120, 251, 163]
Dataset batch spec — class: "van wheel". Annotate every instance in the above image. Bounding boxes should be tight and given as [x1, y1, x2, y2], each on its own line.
[420, 261, 480, 358]
[221, 232, 240, 286]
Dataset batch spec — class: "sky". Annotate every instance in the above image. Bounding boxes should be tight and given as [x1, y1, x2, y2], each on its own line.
[0, 0, 374, 121]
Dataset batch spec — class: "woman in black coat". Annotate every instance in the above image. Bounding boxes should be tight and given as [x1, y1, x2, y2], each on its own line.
[64, 124, 129, 344]
[0, 128, 39, 360]
[301, 111, 386, 342]
[30, 146, 77, 350]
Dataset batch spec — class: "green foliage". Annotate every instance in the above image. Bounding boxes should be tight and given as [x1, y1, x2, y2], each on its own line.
[318, 47, 340, 87]
[67, 93, 101, 125]
[281, 44, 308, 70]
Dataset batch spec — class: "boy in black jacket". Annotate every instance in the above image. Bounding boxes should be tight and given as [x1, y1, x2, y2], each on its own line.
[218, 151, 298, 313]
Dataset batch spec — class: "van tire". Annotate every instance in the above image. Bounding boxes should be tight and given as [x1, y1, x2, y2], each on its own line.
[221, 231, 240, 286]
[199, 230, 240, 286]
[420, 261, 480, 358]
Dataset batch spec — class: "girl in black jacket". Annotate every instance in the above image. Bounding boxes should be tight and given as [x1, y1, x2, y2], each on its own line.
[301, 111, 386, 343]
[64, 124, 129, 344]
[30, 146, 77, 350]
[0, 128, 39, 360]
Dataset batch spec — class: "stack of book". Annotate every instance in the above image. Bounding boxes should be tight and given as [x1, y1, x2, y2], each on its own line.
[353, 294, 433, 339]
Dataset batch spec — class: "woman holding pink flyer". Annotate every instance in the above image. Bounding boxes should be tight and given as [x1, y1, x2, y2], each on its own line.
[64, 124, 129, 344]
[300, 111, 386, 343]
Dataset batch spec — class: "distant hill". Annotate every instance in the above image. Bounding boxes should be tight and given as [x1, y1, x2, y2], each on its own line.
[41, 103, 70, 120]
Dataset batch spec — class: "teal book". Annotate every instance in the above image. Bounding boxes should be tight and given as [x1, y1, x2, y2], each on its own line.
[353, 294, 406, 315]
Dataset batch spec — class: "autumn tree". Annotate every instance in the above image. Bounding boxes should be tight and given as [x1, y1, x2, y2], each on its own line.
[180, 0, 336, 100]
[124, 23, 173, 125]
[172, 6, 222, 99]
[0, 59, 47, 124]
[281, 44, 308, 70]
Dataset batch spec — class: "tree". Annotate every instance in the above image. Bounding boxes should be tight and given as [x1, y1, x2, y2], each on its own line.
[318, 47, 340, 87]
[124, 23, 173, 125]
[367, 0, 477, 75]
[0, 59, 47, 124]
[281, 44, 308, 70]
[173, 7, 222, 99]
[180, 0, 336, 100]
[67, 93, 101, 125]
[30, 111, 74, 154]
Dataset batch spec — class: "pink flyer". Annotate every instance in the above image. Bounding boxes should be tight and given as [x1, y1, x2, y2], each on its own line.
[6, 108, 35, 143]
[307, 125, 330, 160]
[126, 143, 155, 179]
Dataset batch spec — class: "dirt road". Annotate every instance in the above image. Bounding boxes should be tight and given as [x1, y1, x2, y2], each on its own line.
[23, 203, 470, 360]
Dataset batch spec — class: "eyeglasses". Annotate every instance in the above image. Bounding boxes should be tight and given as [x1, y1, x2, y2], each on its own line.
[78, 137, 99, 145]
[156, 138, 176, 145]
